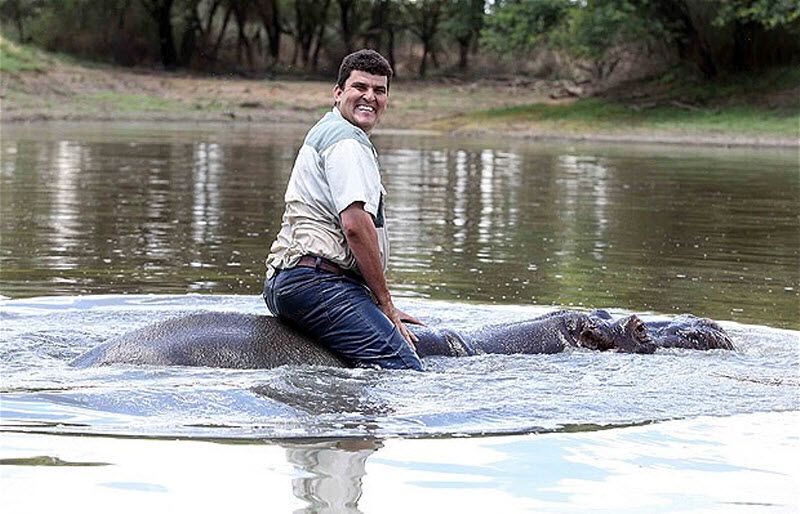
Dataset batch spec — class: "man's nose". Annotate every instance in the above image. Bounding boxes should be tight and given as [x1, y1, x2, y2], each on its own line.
[361, 88, 375, 102]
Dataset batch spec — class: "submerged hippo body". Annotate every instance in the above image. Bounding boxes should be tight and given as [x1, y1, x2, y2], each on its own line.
[71, 309, 733, 369]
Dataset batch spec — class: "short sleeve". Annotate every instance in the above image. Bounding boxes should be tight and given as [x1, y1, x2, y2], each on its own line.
[323, 138, 382, 217]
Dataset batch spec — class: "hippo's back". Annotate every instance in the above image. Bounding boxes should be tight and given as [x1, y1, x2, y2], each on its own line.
[71, 312, 349, 369]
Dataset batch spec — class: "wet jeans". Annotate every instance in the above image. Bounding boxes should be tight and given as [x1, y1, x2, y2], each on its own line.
[263, 267, 423, 371]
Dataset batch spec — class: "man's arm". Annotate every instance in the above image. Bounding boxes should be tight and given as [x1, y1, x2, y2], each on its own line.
[340, 202, 422, 346]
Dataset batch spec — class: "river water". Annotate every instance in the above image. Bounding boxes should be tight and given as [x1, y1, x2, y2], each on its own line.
[1, 122, 798, 512]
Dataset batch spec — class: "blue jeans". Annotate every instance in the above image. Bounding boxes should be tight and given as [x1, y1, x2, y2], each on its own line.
[263, 267, 423, 371]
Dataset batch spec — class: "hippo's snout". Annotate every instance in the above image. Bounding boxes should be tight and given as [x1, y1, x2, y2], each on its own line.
[611, 315, 657, 354]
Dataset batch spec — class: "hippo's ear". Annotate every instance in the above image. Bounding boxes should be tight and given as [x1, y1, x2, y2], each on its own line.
[589, 309, 613, 320]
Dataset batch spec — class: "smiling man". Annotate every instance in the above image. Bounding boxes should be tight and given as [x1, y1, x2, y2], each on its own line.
[262, 49, 424, 370]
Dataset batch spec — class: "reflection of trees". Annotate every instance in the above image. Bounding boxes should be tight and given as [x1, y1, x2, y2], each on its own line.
[0, 139, 92, 294]
[381, 143, 524, 301]
[2, 129, 798, 326]
[0, 129, 294, 296]
[284, 439, 382, 514]
[191, 142, 223, 248]
[545, 153, 614, 306]
[380, 138, 798, 325]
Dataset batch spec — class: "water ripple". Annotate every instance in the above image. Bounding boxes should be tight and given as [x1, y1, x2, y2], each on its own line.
[1, 295, 797, 440]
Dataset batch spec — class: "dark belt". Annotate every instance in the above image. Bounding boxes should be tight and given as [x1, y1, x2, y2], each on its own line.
[295, 255, 356, 277]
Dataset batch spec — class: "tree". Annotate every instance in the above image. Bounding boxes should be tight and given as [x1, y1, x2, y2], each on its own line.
[405, 0, 446, 77]
[715, 0, 800, 29]
[289, 0, 331, 69]
[552, 0, 648, 81]
[141, 0, 178, 68]
[480, 0, 568, 55]
[229, 0, 255, 69]
[363, 0, 401, 73]
[254, 0, 281, 66]
[442, 0, 485, 70]
[714, 0, 800, 71]
[0, 0, 43, 42]
[627, 0, 800, 77]
[336, 0, 370, 55]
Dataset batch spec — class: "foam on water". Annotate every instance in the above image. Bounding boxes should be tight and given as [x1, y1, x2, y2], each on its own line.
[1, 294, 798, 439]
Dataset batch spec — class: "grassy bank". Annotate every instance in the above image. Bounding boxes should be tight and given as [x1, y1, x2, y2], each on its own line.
[445, 97, 798, 139]
[430, 67, 800, 142]
[2, 35, 798, 146]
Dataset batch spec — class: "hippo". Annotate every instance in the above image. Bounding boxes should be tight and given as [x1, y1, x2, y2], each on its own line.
[70, 309, 734, 369]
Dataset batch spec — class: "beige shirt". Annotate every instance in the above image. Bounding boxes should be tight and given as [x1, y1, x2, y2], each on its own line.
[266, 108, 389, 278]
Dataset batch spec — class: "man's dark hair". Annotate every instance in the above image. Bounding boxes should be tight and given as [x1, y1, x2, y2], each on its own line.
[336, 49, 393, 90]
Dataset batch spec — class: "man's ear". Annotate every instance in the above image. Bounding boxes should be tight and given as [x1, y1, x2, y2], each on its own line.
[333, 84, 342, 105]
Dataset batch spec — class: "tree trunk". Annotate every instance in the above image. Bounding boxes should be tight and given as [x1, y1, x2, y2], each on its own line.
[157, 2, 178, 68]
[364, 0, 387, 49]
[386, 27, 396, 75]
[143, 0, 178, 69]
[232, 1, 253, 69]
[311, 0, 331, 70]
[295, 0, 312, 66]
[732, 20, 757, 72]
[457, 37, 470, 70]
[211, 5, 233, 61]
[408, 0, 443, 78]
[338, 0, 356, 54]
[654, 0, 718, 78]
[255, 0, 281, 65]
[178, 0, 200, 67]
[15, 14, 26, 42]
[419, 44, 429, 77]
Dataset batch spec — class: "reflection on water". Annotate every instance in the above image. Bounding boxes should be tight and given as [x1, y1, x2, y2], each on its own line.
[287, 439, 381, 514]
[1, 122, 798, 329]
[1, 412, 797, 513]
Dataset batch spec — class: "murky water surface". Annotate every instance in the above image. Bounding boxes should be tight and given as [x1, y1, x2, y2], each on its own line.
[1, 123, 798, 512]
[1, 122, 798, 327]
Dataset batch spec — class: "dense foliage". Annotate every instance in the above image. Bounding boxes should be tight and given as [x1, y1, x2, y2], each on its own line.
[1, 0, 798, 78]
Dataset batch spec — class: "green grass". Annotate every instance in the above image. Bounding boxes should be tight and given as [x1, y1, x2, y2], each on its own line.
[0, 35, 48, 72]
[81, 92, 186, 112]
[645, 105, 799, 135]
[469, 97, 799, 137]
[456, 66, 800, 137]
[653, 65, 800, 105]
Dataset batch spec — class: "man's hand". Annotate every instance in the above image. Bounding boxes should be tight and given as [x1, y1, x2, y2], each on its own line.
[379, 301, 420, 347]
[396, 307, 424, 326]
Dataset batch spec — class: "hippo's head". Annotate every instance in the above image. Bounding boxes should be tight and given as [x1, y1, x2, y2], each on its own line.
[650, 315, 735, 350]
[577, 314, 656, 354]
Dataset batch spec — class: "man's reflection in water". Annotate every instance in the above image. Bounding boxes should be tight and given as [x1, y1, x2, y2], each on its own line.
[285, 439, 382, 514]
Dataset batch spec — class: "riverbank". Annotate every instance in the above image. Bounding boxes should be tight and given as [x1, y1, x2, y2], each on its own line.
[2, 37, 798, 147]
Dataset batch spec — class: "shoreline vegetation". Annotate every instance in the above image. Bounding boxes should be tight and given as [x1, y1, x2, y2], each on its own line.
[1, 36, 798, 148]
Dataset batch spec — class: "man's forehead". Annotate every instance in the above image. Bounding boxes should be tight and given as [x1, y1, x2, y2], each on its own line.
[346, 70, 388, 87]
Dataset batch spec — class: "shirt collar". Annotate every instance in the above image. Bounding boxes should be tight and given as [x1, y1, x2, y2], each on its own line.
[331, 106, 370, 139]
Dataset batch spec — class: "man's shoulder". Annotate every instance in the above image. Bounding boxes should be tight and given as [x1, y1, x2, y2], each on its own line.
[304, 111, 372, 154]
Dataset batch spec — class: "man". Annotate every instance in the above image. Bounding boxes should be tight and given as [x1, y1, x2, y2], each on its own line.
[262, 49, 423, 370]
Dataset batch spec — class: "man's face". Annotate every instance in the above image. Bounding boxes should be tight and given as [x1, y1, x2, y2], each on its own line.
[333, 70, 388, 134]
